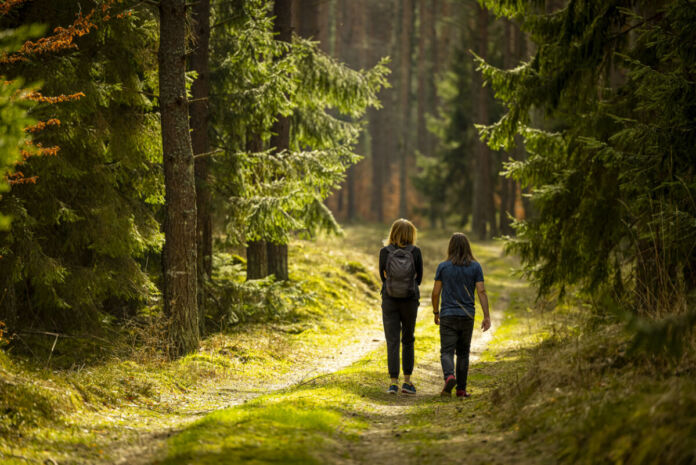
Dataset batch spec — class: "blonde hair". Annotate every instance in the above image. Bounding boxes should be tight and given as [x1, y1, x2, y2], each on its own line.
[387, 218, 417, 247]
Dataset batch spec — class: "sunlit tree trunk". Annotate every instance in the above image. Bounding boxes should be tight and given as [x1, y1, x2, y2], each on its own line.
[190, 0, 211, 336]
[159, 0, 199, 356]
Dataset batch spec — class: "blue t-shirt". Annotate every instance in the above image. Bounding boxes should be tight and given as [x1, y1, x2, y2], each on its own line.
[434, 260, 484, 318]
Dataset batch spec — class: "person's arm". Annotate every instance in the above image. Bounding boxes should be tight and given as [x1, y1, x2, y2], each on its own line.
[414, 247, 423, 285]
[432, 280, 442, 325]
[379, 248, 387, 282]
[476, 281, 491, 331]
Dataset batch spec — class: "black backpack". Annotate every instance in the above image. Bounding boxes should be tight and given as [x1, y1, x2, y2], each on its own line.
[385, 245, 416, 298]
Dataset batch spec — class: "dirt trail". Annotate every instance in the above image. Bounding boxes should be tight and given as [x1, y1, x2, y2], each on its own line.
[344, 303, 504, 464]
[108, 327, 386, 465]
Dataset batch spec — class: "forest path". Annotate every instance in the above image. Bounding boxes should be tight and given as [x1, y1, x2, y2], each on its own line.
[154, 232, 542, 465]
[107, 326, 387, 465]
[341, 296, 505, 464]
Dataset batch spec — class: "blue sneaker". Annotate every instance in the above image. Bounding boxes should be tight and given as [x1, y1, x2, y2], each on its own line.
[387, 384, 399, 394]
[401, 383, 416, 395]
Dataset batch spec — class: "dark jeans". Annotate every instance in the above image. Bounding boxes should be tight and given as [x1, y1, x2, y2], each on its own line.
[439, 316, 475, 391]
[382, 297, 418, 379]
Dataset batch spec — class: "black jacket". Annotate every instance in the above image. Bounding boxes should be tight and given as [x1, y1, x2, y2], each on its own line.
[379, 245, 423, 301]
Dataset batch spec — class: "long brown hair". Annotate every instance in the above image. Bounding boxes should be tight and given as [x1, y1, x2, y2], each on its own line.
[447, 232, 475, 265]
[387, 218, 417, 247]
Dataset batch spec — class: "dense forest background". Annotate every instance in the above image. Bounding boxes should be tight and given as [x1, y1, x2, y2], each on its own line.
[322, 0, 526, 239]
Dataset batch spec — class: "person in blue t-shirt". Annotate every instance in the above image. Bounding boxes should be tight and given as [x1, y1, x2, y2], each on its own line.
[431, 232, 491, 398]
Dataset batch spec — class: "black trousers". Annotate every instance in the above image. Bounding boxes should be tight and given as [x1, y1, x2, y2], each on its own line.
[381, 297, 419, 379]
[439, 316, 475, 391]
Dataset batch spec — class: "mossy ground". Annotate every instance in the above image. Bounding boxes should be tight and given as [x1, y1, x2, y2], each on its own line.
[3, 225, 692, 464]
[157, 228, 548, 465]
[0, 229, 383, 464]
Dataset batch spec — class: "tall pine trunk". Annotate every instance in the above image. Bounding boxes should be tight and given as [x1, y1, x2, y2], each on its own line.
[367, 0, 396, 223]
[190, 0, 211, 336]
[498, 19, 516, 236]
[472, 3, 493, 240]
[398, 0, 414, 219]
[416, 0, 432, 156]
[159, 0, 199, 356]
[267, 0, 292, 281]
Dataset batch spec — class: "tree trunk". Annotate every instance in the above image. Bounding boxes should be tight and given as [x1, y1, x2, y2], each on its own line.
[268, 0, 292, 280]
[159, 0, 199, 357]
[267, 243, 289, 281]
[367, 0, 396, 223]
[246, 241, 268, 279]
[499, 19, 515, 236]
[190, 0, 211, 337]
[416, 0, 432, 156]
[295, 0, 320, 39]
[339, 0, 363, 221]
[245, 133, 268, 280]
[398, 0, 415, 219]
[472, 3, 493, 240]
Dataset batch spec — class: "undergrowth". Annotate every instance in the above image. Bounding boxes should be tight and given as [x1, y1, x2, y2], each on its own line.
[0, 232, 381, 464]
[494, 301, 696, 465]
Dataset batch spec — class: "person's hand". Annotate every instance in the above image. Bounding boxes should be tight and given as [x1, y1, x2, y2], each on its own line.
[434, 313, 440, 325]
[481, 316, 491, 332]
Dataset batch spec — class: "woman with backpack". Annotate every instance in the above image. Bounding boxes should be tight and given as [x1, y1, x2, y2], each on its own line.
[379, 218, 423, 395]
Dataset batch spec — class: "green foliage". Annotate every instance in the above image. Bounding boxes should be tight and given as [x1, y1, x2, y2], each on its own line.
[0, 2, 163, 331]
[480, 1, 696, 318]
[495, 308, 696, 465]
[210, 0, 389, 246]
[206, 236, 380, 330]
[0, 26, 39, 229]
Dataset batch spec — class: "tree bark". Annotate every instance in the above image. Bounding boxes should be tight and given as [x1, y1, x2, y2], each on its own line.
[417, 0, 432, 156]
[472, 3, 493, 240]
[190, 0, 211, 337]
[339, 0, 364, 221]
[367, 0, 396, 223]
[499, 19, 515, 236]
[246, 241, 268, 279]
[295, 0, 320, 39]
[398, 0, 415, 219]
[268, 0, 292, 280]
[267, 243, 289, 281]
[245, 132, 268, 280]
[159, 0, 199, 356]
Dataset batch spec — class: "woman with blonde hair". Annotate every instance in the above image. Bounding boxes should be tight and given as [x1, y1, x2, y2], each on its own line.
[379, 218, 423, 395]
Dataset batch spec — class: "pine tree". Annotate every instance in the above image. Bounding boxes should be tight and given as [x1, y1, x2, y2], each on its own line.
[0, 1, 163, 333]
[159, 0, 199, 355]
[478, 0, 696, 315]
[209, 0, 388, 281]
